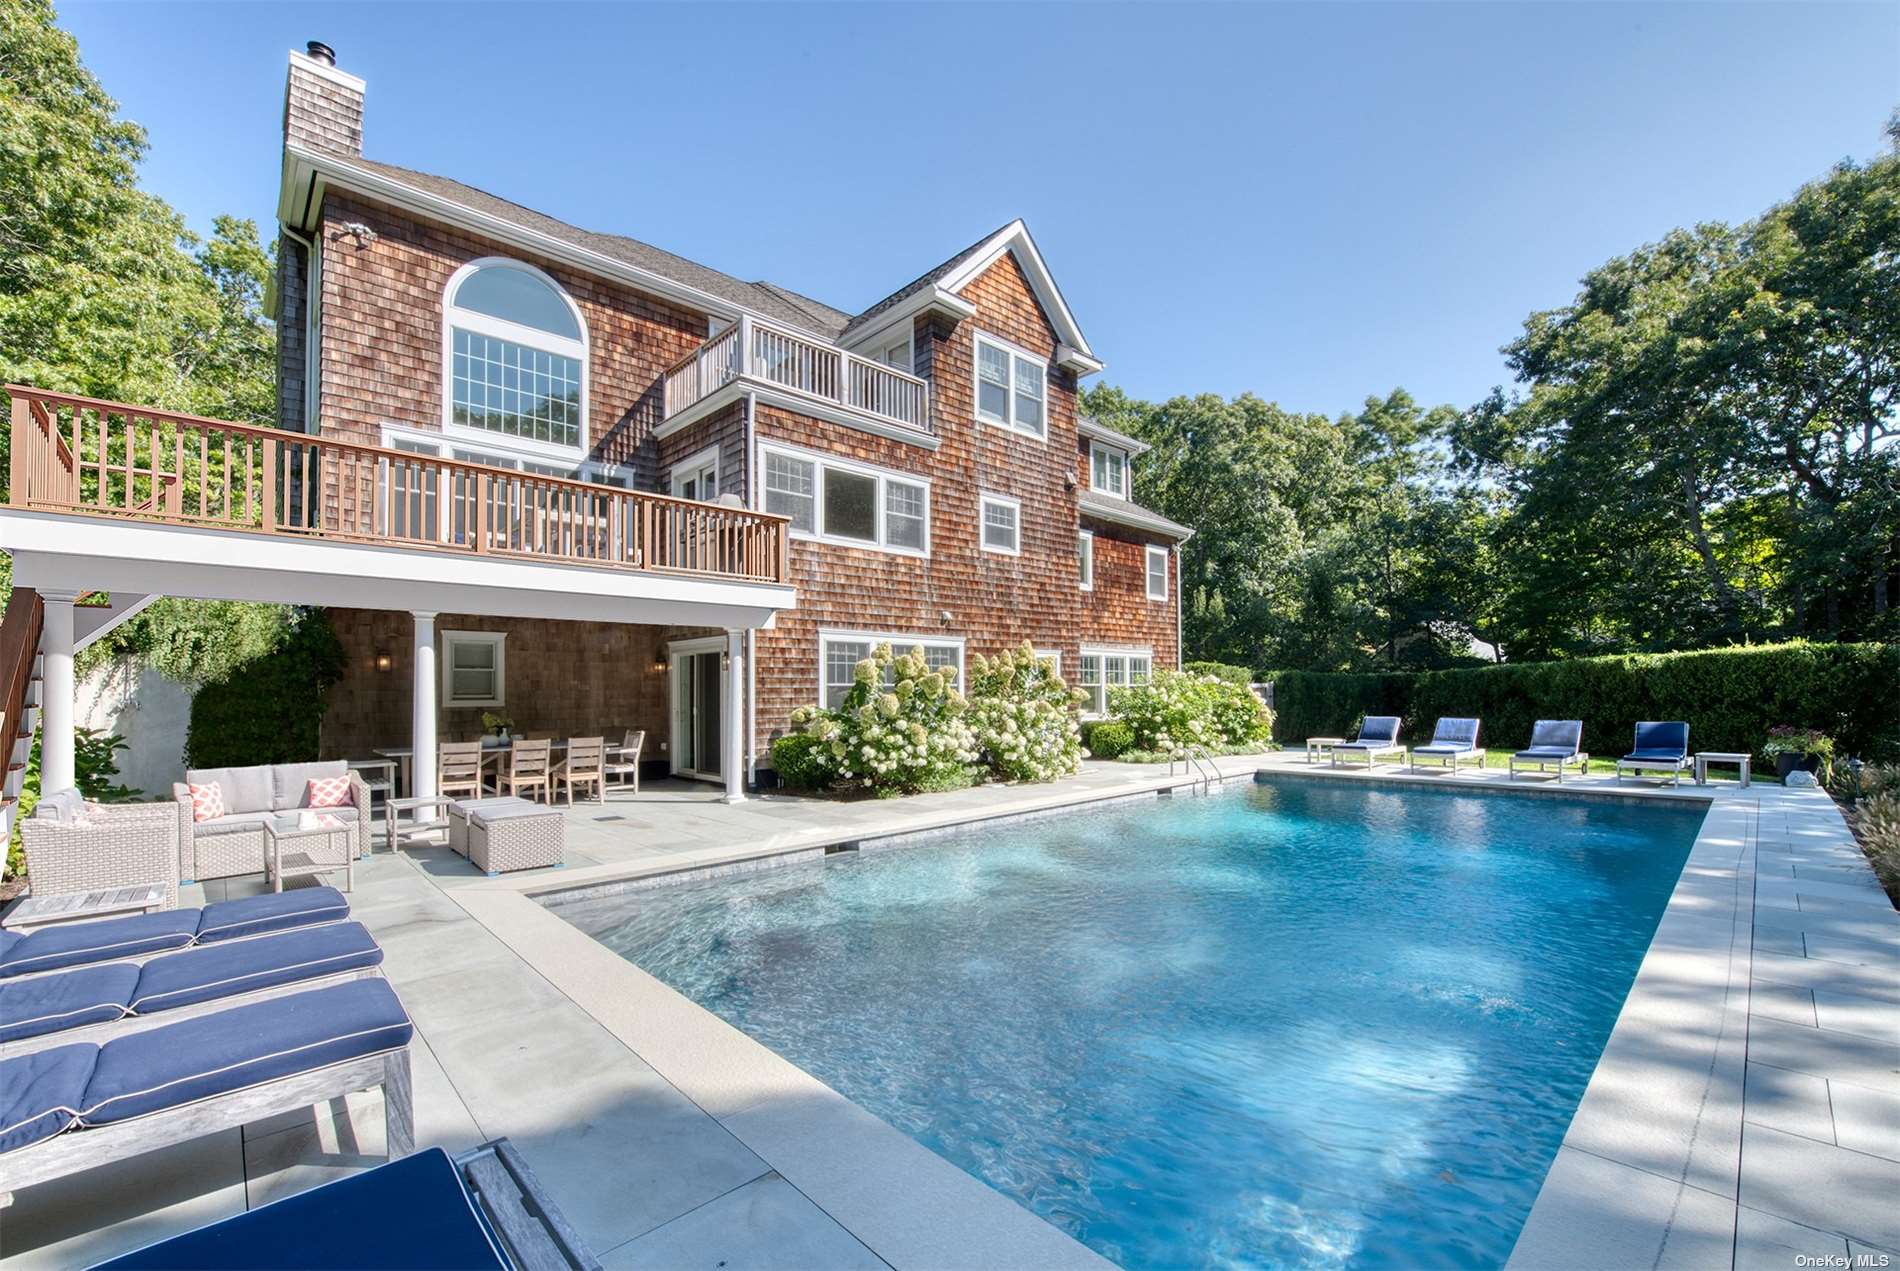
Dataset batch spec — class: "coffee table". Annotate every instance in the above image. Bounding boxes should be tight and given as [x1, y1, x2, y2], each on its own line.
[265, 814, 355, 893]
[2, 883, 170, 931]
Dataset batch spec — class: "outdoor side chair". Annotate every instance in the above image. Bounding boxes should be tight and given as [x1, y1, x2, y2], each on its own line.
[499, 739, 553, 803]
[437, 740, 486, 802]
[605, 729, 645, 794]
[1331, 716, 1405, 768]
[553, 737, 605, 805]
[1510, 720, 1588, 781]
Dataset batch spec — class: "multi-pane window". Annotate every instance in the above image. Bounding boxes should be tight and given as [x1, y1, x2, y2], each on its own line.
[760, 444, 929, 555]
[1091, 444, 1127, 498]
[1146, 545, 1170, 601]
[974, 334, 1047, 438]
[980, 493, 1020, 555]
[443, 631, 506, 707]
[820, 634, 961, 708]
[445, 262, 586, 455]
[764, 451, 816, 532]
[1078, 649, 1153, 716]
[1077, 530, 1093, 590]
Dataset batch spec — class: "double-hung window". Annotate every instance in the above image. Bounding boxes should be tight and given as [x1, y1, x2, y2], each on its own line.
[443, 631, 506, 707]
[980, 492, 1021, 555]
[760, 443, 928, 555]
[1090, 443, 1128, 498]
[1077, 530, 1093, 590]
[974, 333, 1047, 439]
[1146, 545, 1170, 601]
[1078, 648, 1153, 717]
[819, 632, 963, 709]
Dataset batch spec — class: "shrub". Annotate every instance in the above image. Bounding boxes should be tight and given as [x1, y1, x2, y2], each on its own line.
[785, 643, 980, 797]
[769, 732, 830, 791]
[1854, 779, 1900, 903]
[1108, 669, 1274, 754]
[1268, 641, 1900, 763]
[1183, 661, 1254, 686]
[185, 609, 346, 768]
[966, 644, 1084, 783]
[1083, 720, 1135, 759]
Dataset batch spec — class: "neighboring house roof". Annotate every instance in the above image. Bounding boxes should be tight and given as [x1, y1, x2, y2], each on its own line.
[1076, 414, 1151, 457]
[1079, 490, 1194, 542]
[341, 157, 856, 339]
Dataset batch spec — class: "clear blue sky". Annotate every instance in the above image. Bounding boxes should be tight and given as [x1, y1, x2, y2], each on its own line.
[62, 1, 1898, 417]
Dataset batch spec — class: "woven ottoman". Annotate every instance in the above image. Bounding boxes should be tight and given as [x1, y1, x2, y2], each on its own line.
[451, 798, 563, 875]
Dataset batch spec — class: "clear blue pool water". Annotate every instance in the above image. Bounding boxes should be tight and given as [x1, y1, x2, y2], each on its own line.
[555, 777, 1704, 1269]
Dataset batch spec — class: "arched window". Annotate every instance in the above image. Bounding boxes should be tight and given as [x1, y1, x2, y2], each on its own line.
[443, 259, 587, 454]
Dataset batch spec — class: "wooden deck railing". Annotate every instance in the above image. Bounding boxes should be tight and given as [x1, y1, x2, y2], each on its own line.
[662, 316, 931, 432]
[4, 386, 792, 586]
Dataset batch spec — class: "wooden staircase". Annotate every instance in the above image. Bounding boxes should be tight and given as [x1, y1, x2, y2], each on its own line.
[1, 587, 44, 842]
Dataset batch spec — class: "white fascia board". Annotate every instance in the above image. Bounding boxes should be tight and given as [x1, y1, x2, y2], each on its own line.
[838, 286, 978, 352]
[0, 511, 795, 630]
[938, 220, 1094, 361]
[655, 380, 940, 451]
[281, 146, 766, 331]
[1077, 493, 1195, 543]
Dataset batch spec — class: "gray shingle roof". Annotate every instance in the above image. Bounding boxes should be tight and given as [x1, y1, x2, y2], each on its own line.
[344, 157, 856, 338]
[838, 222, 1014, 340]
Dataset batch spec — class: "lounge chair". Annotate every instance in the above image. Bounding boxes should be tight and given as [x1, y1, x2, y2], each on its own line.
[1510, 720, 1588, 782]
[0, 886, 349, 982]
[1331, 716, 1404, 769]
[1409, 718, 1485, 774]
[96, 1138, 599, 1271]
[1616, 721, 1692, 785]
[1, 920, 383, 1052]
[0, 978, 414, 1202]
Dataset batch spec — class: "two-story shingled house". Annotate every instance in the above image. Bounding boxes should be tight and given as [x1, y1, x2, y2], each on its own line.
[275, 42, 1191, 792]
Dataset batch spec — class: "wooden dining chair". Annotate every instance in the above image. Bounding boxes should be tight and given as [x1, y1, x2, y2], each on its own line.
[499, 738, 552, 803]
[554, 736, 606, 806]
[438, 740, 486, 802]
[604, 730, 645, 794]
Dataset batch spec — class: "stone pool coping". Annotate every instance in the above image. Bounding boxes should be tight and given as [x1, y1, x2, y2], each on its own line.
[440, 755, 1893, 1268]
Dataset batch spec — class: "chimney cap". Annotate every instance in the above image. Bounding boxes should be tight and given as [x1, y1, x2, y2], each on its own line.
[305, 40, 336, 66]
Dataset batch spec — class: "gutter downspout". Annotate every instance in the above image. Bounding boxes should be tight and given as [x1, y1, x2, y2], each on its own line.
[745, 390, 759, 789]
[1175, 542, 1183, 669]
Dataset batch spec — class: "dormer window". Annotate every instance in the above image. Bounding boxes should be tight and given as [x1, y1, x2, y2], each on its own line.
[1090, 442, 1128, 498]
[974, 332, 1046, 440]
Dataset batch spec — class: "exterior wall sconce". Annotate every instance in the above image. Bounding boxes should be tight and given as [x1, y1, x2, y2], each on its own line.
[654, 651, 670, 673]
[374, 651, 393, 672]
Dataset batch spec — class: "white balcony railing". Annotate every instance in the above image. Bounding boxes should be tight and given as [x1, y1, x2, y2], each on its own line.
[662, 316, 931, 432]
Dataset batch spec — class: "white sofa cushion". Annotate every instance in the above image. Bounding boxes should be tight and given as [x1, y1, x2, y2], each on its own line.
[184, 767, 274, 815]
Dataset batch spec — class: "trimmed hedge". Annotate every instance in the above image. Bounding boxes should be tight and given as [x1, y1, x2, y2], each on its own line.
[1270, 641, 1900, 761]
[1183, 661, 1254, 686]
[185, 610, 346, 769]
[1081, 719, 1135, 759]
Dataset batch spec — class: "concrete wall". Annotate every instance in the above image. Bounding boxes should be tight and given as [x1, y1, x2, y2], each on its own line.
[77, 660, 193, 798]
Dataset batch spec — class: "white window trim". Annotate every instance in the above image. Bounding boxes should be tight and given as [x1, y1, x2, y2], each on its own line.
[972, 330, 1049, 441]
[441, 256, 589, 464]
[979, 491, 1022, 556]
[1089, 441, 1128, 499]
[755, 439, 930, 558]
[1077, 529, 1094, 591]
[817, 629, 966, 708]
[1078, 644, 1154, 718]
[669, 444, 720, 500]
[578, 459, 634, 489]
[442, 629, 506, 708]
[1146, 544, 1170, 601]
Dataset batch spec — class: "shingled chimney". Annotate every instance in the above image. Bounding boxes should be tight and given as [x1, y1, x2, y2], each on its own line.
[283, 40, 364, 157]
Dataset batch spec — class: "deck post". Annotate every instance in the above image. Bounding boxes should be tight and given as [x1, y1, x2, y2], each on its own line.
[411, 612, 438, 799]
[38, 591, 80, 796]
[722, 629, 745, 804]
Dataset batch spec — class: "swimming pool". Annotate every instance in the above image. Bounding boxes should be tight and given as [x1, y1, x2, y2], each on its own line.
[554, 776, 1705, 1269]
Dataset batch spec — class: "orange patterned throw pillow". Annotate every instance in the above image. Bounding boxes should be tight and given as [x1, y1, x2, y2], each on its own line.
[188, 782, 225, 823]
[306, 775, 352, 808]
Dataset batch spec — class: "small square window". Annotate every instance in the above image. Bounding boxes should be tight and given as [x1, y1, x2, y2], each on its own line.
[443, 631, 506, 707]
[1091, 444, 1127, 498]
[886, 480, 927, 551]
[1146, 545, 1169, 601]
[764, 452, 816, 533]
[980, 494, 1020, 555]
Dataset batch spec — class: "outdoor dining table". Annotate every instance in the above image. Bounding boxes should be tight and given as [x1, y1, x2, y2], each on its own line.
[374, 737, 635, 797]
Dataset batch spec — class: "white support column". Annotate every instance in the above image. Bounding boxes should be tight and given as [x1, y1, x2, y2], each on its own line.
[723, 629, 746, 804]
[38, 591, 80, 795]
[411, 612, 438, 799]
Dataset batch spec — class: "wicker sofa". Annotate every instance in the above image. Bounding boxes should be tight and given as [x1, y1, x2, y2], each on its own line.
[21, 789, 182, 907]
[171, 762, 370, 883]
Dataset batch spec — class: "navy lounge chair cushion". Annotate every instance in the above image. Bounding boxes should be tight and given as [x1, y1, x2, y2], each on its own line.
[98, 1147, 506, 1270]
[0, 962, 141, 1043]
[194, 886, 349, 945]
[0, 911, 200, 980]
[1336, 716, 1400, 748]
[130, 921, 381, 1014]
[0, 1043, 97, 1154]
[1624, 721, 1689, 760]
[1522, 720, 1583, 755]
[1416, 718, 1480, 753]
[80, 979, 411, 1127]
[1517, 746, 1580, 759]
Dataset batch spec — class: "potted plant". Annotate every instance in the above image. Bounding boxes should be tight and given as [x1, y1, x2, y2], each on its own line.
[1762, 726, 1835, 782]
[481, 710, 516, 742]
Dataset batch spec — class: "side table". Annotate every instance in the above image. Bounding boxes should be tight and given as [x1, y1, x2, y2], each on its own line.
[1306, 737, 1345, 765]
[1694, 752, 1752, 788]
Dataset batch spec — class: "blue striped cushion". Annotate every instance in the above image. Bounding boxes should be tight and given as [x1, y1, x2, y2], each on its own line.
[79, 980, 411, 1127]
[0, 962, 139, 1043]
[131, 922, 382, 1015]
[0, 1043, 97, 1154]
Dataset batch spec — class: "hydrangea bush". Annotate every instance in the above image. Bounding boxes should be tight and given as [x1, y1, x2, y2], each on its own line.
[966, 644, 1085, 783]
[785, 643, 979, 797]
[1108, 669, 1274, 756]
